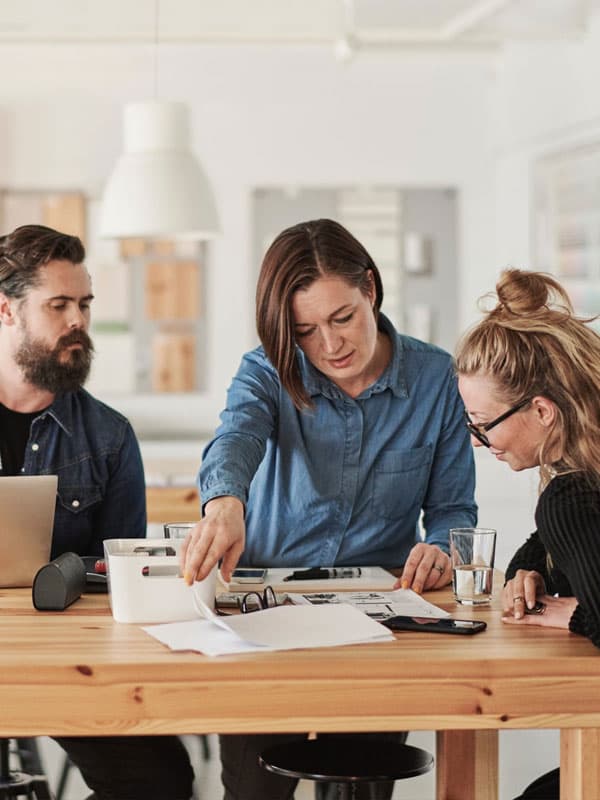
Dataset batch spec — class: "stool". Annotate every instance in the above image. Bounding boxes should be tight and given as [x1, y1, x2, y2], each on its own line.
[259, 737, 434, 799]
[0, 739, 52, 799]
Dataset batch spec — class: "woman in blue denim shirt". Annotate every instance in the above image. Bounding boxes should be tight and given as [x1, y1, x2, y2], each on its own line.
[182, 219, 477, 800]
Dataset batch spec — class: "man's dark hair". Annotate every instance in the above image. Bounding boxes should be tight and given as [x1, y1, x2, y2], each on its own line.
[0, 224, 85, 300]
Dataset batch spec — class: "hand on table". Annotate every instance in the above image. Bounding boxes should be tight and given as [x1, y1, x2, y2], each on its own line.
[181, 496, 245, 584]
[502, 569, 577, 629]
[502, 594, 578, 630]
[393, 543, 451, 593]
[502, 569, 547, 620]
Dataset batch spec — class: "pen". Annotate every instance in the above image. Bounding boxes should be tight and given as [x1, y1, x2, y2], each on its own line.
[283, 567, 362, 582]
[141, 565, 182, 577]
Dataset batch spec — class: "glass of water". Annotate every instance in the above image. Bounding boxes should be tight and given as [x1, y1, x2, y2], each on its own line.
[163, 522, 197, 540]
[450, 528, 496, 605]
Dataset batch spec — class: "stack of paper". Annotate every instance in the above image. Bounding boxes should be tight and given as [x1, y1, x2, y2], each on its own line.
[143, 601, 394, 657]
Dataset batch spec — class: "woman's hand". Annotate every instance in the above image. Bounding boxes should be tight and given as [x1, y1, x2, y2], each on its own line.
[502, 594, 578, 630]
[393, 543, 451, 593]
[181, 496, 245, 585]
[502, 569, 547, 620]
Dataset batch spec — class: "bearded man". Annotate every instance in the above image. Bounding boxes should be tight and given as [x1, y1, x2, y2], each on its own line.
[0, 223, 145, 556]
[0, 225, 194, 800]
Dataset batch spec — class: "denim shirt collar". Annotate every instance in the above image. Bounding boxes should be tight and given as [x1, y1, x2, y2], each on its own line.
[32, 392, 76, 437]
[298, 313, 408, 401]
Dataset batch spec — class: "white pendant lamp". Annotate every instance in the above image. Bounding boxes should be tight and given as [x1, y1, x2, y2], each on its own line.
[99, 100, 220, 240]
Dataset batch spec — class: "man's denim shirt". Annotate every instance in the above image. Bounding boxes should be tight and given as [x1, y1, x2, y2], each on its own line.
[16, 389, 146, 559]
[200, 314, 477, 568]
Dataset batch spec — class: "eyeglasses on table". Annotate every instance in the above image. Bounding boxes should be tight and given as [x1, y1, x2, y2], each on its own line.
[216, 585, 279, 615]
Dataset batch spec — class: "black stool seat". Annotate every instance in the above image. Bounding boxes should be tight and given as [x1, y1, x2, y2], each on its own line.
[259, 737, 434, 783]
[0, 739, 52, 800]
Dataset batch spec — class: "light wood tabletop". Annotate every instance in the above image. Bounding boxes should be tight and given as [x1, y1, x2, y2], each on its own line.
[1, 577, 599, 799]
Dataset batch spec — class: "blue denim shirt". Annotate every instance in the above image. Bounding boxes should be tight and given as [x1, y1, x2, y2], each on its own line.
[200, 315, 477, 568]
[17, 389, 146, 559]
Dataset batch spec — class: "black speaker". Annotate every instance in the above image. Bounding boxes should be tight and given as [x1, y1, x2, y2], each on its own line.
[32, 552, 86, 611]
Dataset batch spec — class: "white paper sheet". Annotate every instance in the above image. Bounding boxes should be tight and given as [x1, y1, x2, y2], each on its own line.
[143, 603, 394, 656]
[286, 588, 450, 620]
[143, 618, 270, 656]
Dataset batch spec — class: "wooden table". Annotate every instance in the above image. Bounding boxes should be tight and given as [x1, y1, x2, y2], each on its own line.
[1, 583, 599, 799]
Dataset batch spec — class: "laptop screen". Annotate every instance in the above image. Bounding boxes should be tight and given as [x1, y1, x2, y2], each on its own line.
[0, 475, 57, 587]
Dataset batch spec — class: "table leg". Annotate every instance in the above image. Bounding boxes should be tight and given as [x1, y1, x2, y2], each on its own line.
[561, 728, 600, 799]
[436, 730, 498, 800]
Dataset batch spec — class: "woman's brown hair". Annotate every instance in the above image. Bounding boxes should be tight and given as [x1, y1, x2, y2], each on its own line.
[455, 269, 600, 485]
[256, 218, 383, 409]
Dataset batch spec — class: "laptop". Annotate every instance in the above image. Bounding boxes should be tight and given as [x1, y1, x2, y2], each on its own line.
[0, 475, 58, 588]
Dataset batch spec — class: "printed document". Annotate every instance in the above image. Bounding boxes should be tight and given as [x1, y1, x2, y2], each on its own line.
[287, 588, 450, 620]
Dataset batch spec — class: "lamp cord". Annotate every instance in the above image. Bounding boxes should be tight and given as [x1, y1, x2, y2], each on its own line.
[153, 0, 160, 100]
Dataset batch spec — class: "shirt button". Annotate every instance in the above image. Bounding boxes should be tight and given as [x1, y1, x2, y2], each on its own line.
[71, 500, 80, 508]
[31, 443, 39, 452]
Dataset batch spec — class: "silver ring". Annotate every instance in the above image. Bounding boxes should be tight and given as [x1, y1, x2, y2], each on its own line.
[433, 564, 444, 576]
[526, 601, 546, 615]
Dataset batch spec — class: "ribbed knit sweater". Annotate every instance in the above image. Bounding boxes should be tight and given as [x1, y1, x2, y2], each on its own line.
[504, 471, 600, 649]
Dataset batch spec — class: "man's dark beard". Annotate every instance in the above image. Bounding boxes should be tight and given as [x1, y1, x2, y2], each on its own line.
[15, 329, 95, 394]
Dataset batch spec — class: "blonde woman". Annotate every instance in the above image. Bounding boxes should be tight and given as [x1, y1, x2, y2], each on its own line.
[455, 268, 600, 800]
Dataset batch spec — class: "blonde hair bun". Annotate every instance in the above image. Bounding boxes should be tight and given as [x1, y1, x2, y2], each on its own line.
[491, 268, 574, 320]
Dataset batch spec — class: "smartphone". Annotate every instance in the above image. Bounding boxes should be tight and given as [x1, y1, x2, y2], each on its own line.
[231, 568, 267, 584]
[382, 615, 487, 635]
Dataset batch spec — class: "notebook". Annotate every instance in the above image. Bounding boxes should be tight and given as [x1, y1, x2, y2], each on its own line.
[0, 475, 58, 587]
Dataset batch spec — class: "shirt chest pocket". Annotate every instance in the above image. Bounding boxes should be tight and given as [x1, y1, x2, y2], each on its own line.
[57, 485, 102, 515]
[372, 445, 433, 521]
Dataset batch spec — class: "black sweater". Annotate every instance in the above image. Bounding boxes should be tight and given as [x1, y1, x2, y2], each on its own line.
[505, 471, 600, 649]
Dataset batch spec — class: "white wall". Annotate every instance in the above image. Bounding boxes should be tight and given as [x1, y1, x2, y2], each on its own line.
[0, 41, 497, 435]
[494, 12, 600, 268]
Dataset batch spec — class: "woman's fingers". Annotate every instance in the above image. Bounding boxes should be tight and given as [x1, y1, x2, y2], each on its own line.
[398, 544, 450, 593]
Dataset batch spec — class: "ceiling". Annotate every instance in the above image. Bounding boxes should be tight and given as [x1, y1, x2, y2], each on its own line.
[0, 0, 596, 52]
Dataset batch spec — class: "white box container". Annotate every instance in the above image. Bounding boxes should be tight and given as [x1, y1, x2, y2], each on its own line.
[103, 538, 216, 623]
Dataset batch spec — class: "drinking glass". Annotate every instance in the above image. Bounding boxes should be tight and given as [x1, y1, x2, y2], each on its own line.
[450, 527, 496, 605]
[163, 522, 196, 540]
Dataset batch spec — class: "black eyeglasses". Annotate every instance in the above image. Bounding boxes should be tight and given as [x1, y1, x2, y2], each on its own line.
[240, 585, 278, 614]
[464, 397, 532, 448]
[214, 586, 280, 616]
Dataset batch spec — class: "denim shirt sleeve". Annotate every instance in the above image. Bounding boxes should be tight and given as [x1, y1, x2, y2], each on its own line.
[87, 422, 146, 551]
[420, 366, 477, 553]
[199, 349, 279, 508]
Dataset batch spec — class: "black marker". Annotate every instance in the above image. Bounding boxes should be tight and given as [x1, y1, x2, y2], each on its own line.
[283, 567, 362, 582]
